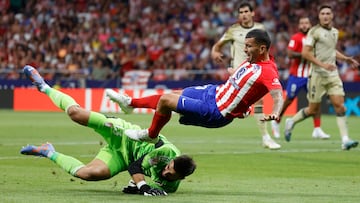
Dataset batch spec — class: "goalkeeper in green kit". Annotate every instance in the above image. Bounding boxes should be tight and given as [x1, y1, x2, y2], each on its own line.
[20, 65, 196, 196]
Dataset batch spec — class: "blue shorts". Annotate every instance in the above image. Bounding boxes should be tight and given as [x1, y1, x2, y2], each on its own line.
[176, 85, 233, 128]
[285, 75, 308, 100]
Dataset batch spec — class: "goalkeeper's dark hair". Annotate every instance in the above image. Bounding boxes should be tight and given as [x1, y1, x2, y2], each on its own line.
[173, 155, 196, 178]
[245, 29, 271, 50]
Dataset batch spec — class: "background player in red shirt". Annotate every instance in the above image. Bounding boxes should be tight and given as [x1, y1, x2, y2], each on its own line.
[271, 16, 330, 139]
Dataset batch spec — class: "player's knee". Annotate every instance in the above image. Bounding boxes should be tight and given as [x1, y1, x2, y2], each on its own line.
[67, 106, 88, 125]
[77, 166, 110, 181]
[306, 107, 317, 116]
[333, 103, 346, 114]
[67, 106, 82, 122]
[158, 94, 173, 109]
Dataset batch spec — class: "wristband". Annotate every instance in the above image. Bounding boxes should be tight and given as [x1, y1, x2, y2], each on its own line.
[136, 180, 147, 189]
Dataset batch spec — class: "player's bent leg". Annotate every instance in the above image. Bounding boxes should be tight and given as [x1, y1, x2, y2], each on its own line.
[67, 105, 91, 126]
[125, 94, 176, 143]
[21, 143, 87, 177]
[75, 159, 111, 181]
[328, 95, 358, 150]
[157, 93, 180, 113]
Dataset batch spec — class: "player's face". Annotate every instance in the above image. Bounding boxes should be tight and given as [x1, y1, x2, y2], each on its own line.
[162, 160, 182, 181]
[298, 18, 311, 34]
[318, 8, 333, 27]
[238, 6, 254, 25]
[244, 37, 265, 63]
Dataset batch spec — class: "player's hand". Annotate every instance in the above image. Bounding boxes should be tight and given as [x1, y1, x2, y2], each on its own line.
[322, 63, 337, 71]
[227, 67, 236, 75]
[122, 180, 140, 194]
[143, 188, 168, 196]
[238, 106, 252, 119]
[122, 185, 140, 194]
[211, 51, 224, 64]
[140, 184, 168, 196]
[260, 114, 278, 122]
[345, 57, 360, 69]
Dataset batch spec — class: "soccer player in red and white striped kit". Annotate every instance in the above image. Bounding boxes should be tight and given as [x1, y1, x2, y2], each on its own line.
[107, 29, 284, 146]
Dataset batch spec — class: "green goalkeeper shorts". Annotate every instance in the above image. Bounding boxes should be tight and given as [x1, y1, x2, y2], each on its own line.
[87, 111, 141, 177]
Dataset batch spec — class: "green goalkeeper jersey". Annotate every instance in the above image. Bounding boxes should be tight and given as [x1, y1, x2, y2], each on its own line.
[89, 112, 181, 193]
[141, 136, 181, 193]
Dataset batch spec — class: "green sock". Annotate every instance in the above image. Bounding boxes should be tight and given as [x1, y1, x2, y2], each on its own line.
[45, 88, 78, 112]
[49, 152, 85, 177]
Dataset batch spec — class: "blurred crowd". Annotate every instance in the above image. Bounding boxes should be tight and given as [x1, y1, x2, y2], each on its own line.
[0, 0, 359, 84]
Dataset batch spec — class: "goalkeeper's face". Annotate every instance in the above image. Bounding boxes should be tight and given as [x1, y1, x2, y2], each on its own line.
[161, 160, 182, 181]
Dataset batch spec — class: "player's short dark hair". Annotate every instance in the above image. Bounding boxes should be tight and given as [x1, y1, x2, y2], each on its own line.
[239, 1, 254, 12]
[173, 155, 196, 178]
[319, 4, 332, 12]
[245, 29, 271, 50]
[298, 16, 310, 22]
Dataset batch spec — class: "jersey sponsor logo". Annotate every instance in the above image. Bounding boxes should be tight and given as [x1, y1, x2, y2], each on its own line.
[235, 67, 247, 79]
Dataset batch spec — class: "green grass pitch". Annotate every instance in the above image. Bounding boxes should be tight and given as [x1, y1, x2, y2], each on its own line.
[0, 110, 359, 203]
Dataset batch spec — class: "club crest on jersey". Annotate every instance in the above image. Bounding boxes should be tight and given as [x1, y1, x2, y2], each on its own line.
[252, 64, 261, 72]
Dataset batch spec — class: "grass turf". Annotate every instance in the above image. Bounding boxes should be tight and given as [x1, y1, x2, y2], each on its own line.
[0, 110, 359, 203]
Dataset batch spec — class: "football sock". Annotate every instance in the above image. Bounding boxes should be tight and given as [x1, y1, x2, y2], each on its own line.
[254, 105, 269, 136]
[148, 111, 171, 138]
[49, 152, 85, 177]
[336, 115, 349, 142]
[313, 117, 321, 128]
[131, 94, 162, 109]
[292, 108, 310, 125]
[262, 134, 271, 141]
[45, 88, 79, 112]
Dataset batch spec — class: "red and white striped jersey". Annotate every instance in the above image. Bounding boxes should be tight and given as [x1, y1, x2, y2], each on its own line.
[215, 60, 281, 118]
[288, 32, 310, 78]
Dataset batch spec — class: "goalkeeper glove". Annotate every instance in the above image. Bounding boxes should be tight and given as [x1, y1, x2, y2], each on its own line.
[122, 180, 140, 194]
[139, 184, 168, 196]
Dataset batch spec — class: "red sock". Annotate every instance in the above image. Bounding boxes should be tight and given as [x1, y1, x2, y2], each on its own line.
[313, 118, 321, 128]
[131, 95, 162, 109]
[148, 111, 171, 138]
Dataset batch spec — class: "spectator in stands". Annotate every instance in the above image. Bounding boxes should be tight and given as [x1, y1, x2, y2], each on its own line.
[0, 0, 359, 84]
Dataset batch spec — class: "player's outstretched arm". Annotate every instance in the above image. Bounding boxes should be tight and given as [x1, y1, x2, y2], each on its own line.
[127, 158, 168, 196]
[261, 89, 283, 121]
[336, 50, 360, 69]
